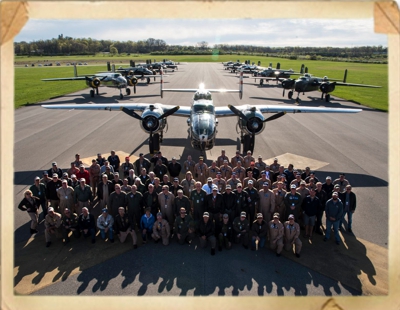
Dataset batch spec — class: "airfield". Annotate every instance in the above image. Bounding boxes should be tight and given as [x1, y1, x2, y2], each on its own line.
[13, 62, 388, 297]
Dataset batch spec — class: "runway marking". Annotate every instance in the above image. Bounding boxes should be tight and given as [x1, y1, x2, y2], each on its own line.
[264, 153, 329, 171]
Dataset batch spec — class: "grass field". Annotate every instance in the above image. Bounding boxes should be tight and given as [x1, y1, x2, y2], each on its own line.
[14, 54, 388, 111]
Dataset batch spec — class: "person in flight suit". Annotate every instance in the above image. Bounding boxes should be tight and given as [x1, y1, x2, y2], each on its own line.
[230, 150, 244, 168]
[216, 149, 229, 167]
[57, 180, 75, 214]
[226, 172, 240, 190]
[152, 212, 171, 245]
[44, 207, 62, 247]
[207, 161, 220, 180]
[268, 212, 284, 256]
[197, 212, 217, 255]
[183, 155, 196, 176]
[272, 181, 287, 221]
[216, 213, 233, 251]
[232, 161, 246, 182]
[283, 214, 302, 258]
[232, 211, 250, 249]
[181, 171, 196, 198]
[284, 184, 303, 222]
[174, 208, 196, 245]
[243, 151, 255, 169]
[219, 160, 233, 181]
[213, 172, 226, 193]
[194, 156, 208, 184]
[258, 181, 276, 224]
[251, 213, 268, 251]
[244, 180, 259, 223]
[190, 181, 208, 223]
[158, 185, 175, 229]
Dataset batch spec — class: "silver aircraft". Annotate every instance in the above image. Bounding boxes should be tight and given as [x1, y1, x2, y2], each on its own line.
[42, 69, 362, 154]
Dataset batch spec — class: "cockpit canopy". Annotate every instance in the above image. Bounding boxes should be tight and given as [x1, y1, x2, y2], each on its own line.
[192, 102, 215, 114]
[193, 91, 212, 101]
[113, 73, 121, 78]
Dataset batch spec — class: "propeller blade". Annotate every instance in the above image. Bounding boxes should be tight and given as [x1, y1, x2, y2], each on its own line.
[158, 106, 180, 120]
[228, 104, 249, 121]
[263, 112, 286, 122]
[120, 107, 143, 121]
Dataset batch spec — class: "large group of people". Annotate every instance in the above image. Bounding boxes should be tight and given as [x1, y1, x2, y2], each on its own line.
[18, 149, 357, 256]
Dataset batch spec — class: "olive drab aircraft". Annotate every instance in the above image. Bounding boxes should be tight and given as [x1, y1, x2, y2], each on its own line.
[41, 69, 362, 155]
[280, 69, 382, 102]
[42, 64, 131, 99]
[253, 63, 305, 85]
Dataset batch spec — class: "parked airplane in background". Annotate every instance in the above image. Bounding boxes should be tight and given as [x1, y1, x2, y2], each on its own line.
[41, 70, 362, 154]
[42, 64, 130, 99]
[280, 69, 381, 102]
[254, 63, 305, 85]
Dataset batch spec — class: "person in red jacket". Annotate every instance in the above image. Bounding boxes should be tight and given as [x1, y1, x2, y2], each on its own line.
[76, 164, 90, 184]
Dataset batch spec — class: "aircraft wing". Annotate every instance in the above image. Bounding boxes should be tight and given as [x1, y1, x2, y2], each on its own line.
[134, 75, 168, 78]
[334, 82, 381, 88]
[215, 105, 362, 117]
[42, 77, 87, 81]
[41, 103, 191, 117]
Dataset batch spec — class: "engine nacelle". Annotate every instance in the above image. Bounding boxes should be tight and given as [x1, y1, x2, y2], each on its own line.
[88, 77, 101, 88]
[126, 76, 138, 86]
[281, 79, 295, 90]
[139, 107, 166, 134]
[238, 109, 265, 135]
[319, 82, 336, 93]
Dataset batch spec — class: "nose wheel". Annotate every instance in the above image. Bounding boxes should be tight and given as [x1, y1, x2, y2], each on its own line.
[149, 133, 160, 155]
[241, 134, 255, 154]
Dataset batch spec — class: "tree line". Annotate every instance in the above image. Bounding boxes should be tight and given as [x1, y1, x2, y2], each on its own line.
[14, 34, 387, 60]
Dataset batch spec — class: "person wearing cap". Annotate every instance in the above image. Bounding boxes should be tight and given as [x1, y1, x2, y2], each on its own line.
[290, 173, 303, 188]
[70, 174, 79, 188]
[88, 159, 101, 197]
[174, 189, 191, 217]
[256, 171, 271, 190]
[190, 182, 208, 223]
[222, 184, 237, 220]
[150, 151, 168, 168]
[134, 154, 151, 175]
[333, 173, 350, 193]
[251, 213, 268, 251]
[143, 184, 160, 218]
[108, 184, 127, 217]
[97, 174, 114, 209]
[272, 181, 287, 221]
[314, 182, 328, 235]
[202, 177, 216, 195]
[296, 181, 310, 200]
[160, 174, 172, 188]
[284, 184, 303, 222]
[114, 206, 138, 248]
[29, 177, 47, 218]
[76, 165, 90, 184]
[126, 184, 144, 231]
[57, 180, 75, 214]
[242, 151, 255, 169]
[268, 213, 284, 256]
[258, 181, 276, 224]
[183, 155, 196, 176]
[61, 208, 80, 244]
[74, 178, 93, 215]
[322, 176, 334, 199]
[197, 212, 217, 255]
[103, 166, 114, 181]
[245, 162, 260, 181]
[207, 161, 220, 180]
[168, 157, 182, 179]
[181, 171, 195, 198]
[226, 172, 240, 190]
[219, 160, 233, 181]
[96, 153, 106, 167]
[40, 170, 51, 187]
[232, 161, 246, 182]
[283, 164, 295, 185]
[121, 178, 132, 193]
[67, 162, 79, 178]
[269, 158, 280, 173]
[213, 172, 226, 194]
[306, 178, 317, 191]
[174, 207, 196, 245]
[137, 168, 149, 186]
[216, 149, 229, 168]
[169, 176, 183, 196]
[230, 151, 244, 169]
[46, 173, 62, 212]
[47, 162, 63, 179]
[108, 150, 121, 171]
[244, 179, 259, 223]
[61, 172, 71, 186]
[134, 177, 146, 195]
[120, 156, 134, 178]
[301, 188, 320, 239]
[216, 213, 233, 251]
[140, 207, 155, 243]
[243, 170, 257, 189]
[78, 207, 96, 244]
[112, 172, 123, 187]
[158, 185, 175, 228]
[324, 192, 344, 245]
[152, 212, 171, 245]
[100, 160, 114, 175]
[338, 185, 357, 233]
[97, 208, 114, 242]
[44, 207, 62, 247]
[153, 159, 168, 179]
[194, 156, 208, 184]
[232, 211, 250, 249]
[18, 190, 40, 234]
[283, 214, 302, 258]
[255, 156, 267, 172]
[206, 186, 224, 222]
[232, 183, 249, 219]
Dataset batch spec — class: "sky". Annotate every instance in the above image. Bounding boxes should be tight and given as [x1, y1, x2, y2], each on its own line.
[15, 18, 387, 48]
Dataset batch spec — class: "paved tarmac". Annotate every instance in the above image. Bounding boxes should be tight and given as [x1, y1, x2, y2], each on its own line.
[13, 62, 388, 296]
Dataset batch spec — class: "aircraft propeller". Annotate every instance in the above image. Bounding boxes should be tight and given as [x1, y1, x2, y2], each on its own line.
[158, 106, 180, 120]
[120, 107, 143, 120]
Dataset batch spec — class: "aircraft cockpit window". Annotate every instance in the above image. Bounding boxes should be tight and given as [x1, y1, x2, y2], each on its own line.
[194, 93, 212, 101]
[114, 74, 120, 78]
[193, 103, 214, 114]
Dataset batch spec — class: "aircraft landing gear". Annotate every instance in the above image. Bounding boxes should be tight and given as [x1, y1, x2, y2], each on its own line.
[241, 133, 255, 154]
[119, 88, 124, 99]
[259, 79, 264, 86]
[126, 88, 131, 96]
[90, 89, 95, 98]
[147, 77, 151, 84]
[325, 94, 330, 102]
[288, 91, 293, 99]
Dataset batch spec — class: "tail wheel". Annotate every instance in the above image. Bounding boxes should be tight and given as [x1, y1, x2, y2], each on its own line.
[288, 91, 293, 99]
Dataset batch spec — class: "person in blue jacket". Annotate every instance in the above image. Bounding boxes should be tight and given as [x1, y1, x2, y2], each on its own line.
[324, 192, 343, 245]
[140, 207, 155, 243]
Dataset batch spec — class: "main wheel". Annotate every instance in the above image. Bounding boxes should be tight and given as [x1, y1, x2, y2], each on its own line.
[90, 89, 95, 98]
[260, 79, 264, 86]
[147, 77, 151, 84]
[288, 91, 293, 99]
[120, 93, 124, 99]
[325, 94, 331, 102]
[126, 88, 131, 96]
[242, 134, 254, 154]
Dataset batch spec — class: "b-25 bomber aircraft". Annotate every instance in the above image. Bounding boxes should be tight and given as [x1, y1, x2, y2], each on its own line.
[254, 63, 305, 85]
[42, 64, 131, 99]
[41, 70, 362, 155]
[280, 69, 381, 102]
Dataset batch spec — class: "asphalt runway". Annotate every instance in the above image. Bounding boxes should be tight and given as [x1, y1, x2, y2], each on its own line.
[13, 62, 388, 296]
